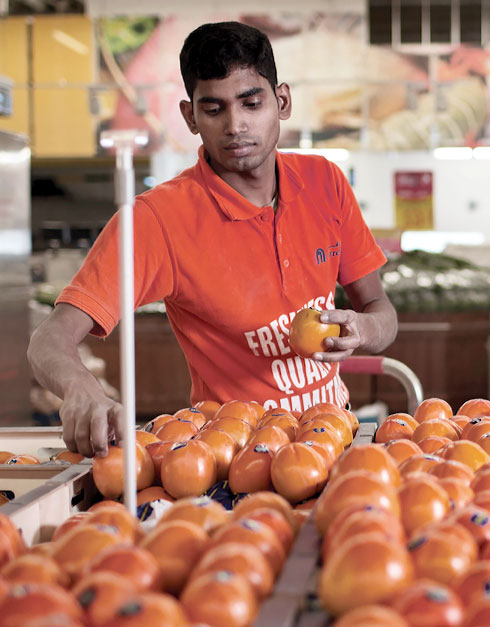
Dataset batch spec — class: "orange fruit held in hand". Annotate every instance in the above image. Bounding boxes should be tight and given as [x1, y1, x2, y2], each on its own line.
[288, 308, 340, 358]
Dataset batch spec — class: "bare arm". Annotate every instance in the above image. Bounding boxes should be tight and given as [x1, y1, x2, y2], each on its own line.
[27, 303, 122, 457]
[313, 270, 398, 362]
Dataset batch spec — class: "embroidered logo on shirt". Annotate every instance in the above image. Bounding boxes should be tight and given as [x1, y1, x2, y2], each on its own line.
[316, 242, 340, 264]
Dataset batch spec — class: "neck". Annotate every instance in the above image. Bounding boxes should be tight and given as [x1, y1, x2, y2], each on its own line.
[208, 152, 277, 208]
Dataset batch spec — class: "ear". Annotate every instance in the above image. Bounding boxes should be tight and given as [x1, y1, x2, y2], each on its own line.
[179, 100, 199, 135]
[275, 83, 292, 121]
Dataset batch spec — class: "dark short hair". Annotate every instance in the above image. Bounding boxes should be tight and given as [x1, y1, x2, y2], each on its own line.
[179, 21, 278, 99]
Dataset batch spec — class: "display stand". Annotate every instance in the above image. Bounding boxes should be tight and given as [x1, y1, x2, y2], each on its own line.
[99, 129, 148, 515]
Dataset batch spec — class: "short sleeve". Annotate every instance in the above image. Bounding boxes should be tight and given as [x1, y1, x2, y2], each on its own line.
[55, 197, 174, 337]
[332, 164, 387, 286]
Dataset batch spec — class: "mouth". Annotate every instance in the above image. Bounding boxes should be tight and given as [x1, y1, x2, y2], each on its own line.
[223, 142, 255, 157]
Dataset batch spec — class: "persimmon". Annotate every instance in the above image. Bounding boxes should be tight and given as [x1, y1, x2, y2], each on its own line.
[141, 413, 174, 434]
[247, 425, 290, 455]
[398, 475, 450, 534]
[384, 438, 423, 466]
[314, 471, 400, 535]
[461, 418, 490, 442]
[181, 570, 258, 627]
[87, 500, 127, 513]
[160, 440, 217, 499]
[0, 514, 26, 560]
[193, 399, 221, 421]
[271, 442, 328, 504]
[418, 436, 453, 455]
[71, 571, 133, 626]
[375, 417, 414, 443]
[391, 579, 463, 627]
[0, 553, 69, 587]
[145, 440, 174, 482]
[154, 418, 198, 442]
[477, 432, 490, 456]
[412, 419, 460, 443]
[288, 307, 340, 358]
[448, 505, 490, 546]
[133, 430, 160, 448]
[228, 443, 273, 494]
[0, 582, 83, 627]
[51, 513, 92, 543]
[414, 397, 453, 423]
[5, 455, 40, 465]
[457, 398, 490, 419]
[333, 604, 408, 627]
[190, 541, 274, 601]
[450, 414, 472, 429]
[463, 597, 490, 627]
[322, 507, 406, 562]
[318, 532, 414, 614]
[206, 417, 252, 448]
[311, 412, 352, 448]
[0, 452, 14, 464]
[193, 428, 237, 480]
[158, 495, 229, 534]
[139, 519, 208, 595]
[52, 450, 84, 464]
[329, 444, 401, 487]
[259, 413, 298, 441]
[259, 407, 297, 423]
[208, 519, 285, 578]
[50, 522, 121, 581]
[100, 591, 188, 626]
[92, 442, 154, 500]
[439, 477, 475, 509]
[399, 454, 443, 477]
[136, 486, 174, 506]
[85, 544, 161, 592]
[296, 423, 343, 457]
[299, 401, 348, 425]
[232, 491, 296, 533]
[454, 560, 490, 607]
[428, 459, 475, 484]
[214, 400, 259, 428]
[239, 507, 294, 554]
[173, 407, 207, 429]
[85, 505, 143, 544]
[440, 440, 490, 471]
[344, 409, 360, 435]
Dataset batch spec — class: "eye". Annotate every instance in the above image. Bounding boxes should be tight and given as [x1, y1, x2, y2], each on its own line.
[245, 100, 261, 109]
[202, 105, 220, 115]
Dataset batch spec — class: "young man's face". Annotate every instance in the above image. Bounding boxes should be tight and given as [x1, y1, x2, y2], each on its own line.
[180, 67, 291, 177]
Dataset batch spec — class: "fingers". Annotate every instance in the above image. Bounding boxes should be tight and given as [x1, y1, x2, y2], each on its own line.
[59, 408, 77, 453]
[74, 417, 95, 458]
[108, 404, 124, 447]
[91, 411, 109, 458]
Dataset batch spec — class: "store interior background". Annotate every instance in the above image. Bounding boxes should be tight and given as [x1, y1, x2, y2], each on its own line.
[1, 0, 489, 427]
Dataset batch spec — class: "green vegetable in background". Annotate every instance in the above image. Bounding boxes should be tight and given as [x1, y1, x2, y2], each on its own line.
[101, 17, 159, 55]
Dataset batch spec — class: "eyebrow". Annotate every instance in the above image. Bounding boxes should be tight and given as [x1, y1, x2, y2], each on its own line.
[197, 87, 265, 104]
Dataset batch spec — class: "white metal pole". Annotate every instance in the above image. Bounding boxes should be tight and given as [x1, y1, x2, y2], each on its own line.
[100, 130, 148, 516]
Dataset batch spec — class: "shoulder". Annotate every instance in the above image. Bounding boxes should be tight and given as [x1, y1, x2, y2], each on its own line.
[280, 151, 346, 184]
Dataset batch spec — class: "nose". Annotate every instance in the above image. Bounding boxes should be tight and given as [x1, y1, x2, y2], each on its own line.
[223, 106, 247, 135]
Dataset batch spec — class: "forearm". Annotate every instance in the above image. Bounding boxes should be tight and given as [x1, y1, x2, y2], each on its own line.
[28, 319, 104, 402]
[357, 297, 398, 354]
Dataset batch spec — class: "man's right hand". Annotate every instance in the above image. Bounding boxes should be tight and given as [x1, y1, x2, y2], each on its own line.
[60, 386, 124, 458]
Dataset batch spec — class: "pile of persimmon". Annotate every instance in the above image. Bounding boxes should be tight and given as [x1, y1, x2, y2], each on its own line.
[91, 398, 359, 514]
[0, 488, 300, 626]
[316, 396, 490, 626]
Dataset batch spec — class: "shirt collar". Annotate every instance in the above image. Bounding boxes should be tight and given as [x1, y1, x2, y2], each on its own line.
[197, 145, 304, 221]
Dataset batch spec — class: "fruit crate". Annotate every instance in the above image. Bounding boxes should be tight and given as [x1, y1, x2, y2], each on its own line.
[1, 462, 96, 545]
[254, 420, 377, 627]
[0, 425, 67, 460]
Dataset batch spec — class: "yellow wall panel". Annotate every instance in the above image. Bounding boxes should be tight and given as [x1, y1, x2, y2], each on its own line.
[0, 88, 29, 136]
[0, 17, 29, 83]
[33, 88, 95, 157]
[33, 15, 94, 85]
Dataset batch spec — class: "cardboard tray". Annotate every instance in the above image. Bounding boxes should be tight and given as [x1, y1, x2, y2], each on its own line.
[0, 426, 67, 461]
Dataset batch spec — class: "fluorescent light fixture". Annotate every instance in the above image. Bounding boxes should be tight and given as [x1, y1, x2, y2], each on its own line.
[473, 147, 490, 160]
[433, 147, 472, 160]
[52, 30, 89, 56]
[100, 130, 149, 149]
[280, 148, 350, 162]
[401, 230, 486, 253]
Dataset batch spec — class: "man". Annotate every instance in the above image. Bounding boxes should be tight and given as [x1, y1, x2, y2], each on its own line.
[28, 22, 397, 458]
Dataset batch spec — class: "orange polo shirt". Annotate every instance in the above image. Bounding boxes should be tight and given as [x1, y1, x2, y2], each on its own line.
[56, 147, 386, 412]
